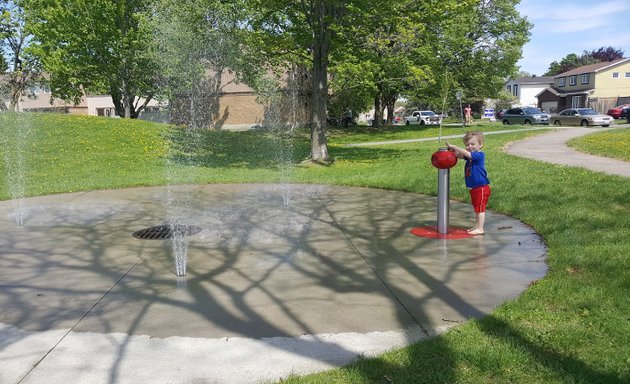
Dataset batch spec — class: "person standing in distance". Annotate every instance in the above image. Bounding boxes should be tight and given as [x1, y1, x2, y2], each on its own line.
[464, 104, 473, 126]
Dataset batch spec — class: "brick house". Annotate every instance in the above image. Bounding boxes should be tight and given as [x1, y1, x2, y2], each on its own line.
[535, 58, 630, 113]
[6, 70, 309, 129]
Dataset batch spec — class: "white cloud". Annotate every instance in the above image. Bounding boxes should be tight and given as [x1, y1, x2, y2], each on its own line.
[515, 0, 630, 74]
[519, 0, 630, 33]
[519, 0, 629, 20]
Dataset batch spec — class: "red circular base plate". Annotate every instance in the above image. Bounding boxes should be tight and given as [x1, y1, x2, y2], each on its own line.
[410, 226, 475, 239]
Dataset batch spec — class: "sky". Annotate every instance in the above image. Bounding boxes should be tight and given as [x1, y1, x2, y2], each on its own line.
[515, 0, 630, 76]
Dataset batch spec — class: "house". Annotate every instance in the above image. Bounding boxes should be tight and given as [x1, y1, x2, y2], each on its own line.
[505, 75, 554, 109]
[5, 70, 308, 129]
[536, 58, 630, 113]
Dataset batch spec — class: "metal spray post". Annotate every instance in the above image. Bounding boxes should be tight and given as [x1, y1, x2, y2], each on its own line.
[411, 147, 473, 240]
[431, 148, 458, 234]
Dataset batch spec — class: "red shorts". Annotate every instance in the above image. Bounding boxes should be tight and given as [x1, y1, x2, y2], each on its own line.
[470, 185, 491, 213]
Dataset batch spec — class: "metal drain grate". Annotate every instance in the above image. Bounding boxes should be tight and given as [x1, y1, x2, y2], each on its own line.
[132, 224, 202, 240]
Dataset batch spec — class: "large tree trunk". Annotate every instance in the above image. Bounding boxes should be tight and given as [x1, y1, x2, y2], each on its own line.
[123, 93, 132, 119]
[373, 94, 383, 127]
[311, 48, 329, 161]
[385, 95, 396, 125]
[309, 1, 337, 162]
[8, 45, 26, 112]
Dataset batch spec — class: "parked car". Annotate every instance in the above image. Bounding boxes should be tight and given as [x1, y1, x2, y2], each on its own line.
[606, 104, 630, 119]
[551, 108, 614, 127]
[404, 110, 441, 126]
[501, 107, 550, 125]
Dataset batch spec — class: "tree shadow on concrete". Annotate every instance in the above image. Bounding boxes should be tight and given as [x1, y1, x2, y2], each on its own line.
[0, 184, 547, 384]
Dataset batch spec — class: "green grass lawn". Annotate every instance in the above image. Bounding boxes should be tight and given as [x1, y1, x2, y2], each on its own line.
[567, 127, 630, 161]
[1, 113, 628, 384]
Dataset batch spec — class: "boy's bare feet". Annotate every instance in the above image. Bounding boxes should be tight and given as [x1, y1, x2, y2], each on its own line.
[468, 228, 485, 235]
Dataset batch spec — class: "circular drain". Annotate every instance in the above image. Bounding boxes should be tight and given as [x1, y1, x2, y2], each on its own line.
[132, 224, 202, 240]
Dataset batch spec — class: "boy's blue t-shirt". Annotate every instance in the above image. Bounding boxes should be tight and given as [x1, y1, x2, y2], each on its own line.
[465, 151, 490, 188]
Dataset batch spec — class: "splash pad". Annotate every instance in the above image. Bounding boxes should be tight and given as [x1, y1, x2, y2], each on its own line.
[0, 184, 546, 384]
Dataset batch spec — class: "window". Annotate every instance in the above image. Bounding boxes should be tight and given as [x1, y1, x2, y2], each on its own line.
[569, 76, 577, 86]
[513, 84, 519, 97]
[507, 85, 512, 93]
[28, 84, 51, 94]
[558, 77, 566, 87]
[625, 72, 630, 78]
[581, 74, 590, 84]
[612, 72, 619, 78]
[96, 108, 115, 117]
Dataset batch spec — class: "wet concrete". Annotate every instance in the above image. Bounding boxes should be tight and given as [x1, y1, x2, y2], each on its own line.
[0, 184, 546, 384]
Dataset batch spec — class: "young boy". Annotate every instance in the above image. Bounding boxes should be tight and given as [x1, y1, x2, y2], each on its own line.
[446, 131, 491, 235]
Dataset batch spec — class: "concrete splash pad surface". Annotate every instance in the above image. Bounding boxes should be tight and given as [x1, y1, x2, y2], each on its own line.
[0, 184, 546, 384]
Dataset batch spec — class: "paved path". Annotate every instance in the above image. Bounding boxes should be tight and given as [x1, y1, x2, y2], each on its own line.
[505, 127, 630, 177]
[347, 124, 630, 178]
[345, 127, 554, 147]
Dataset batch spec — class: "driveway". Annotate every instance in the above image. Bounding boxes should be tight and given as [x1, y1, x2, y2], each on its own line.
[505, 127, 630, 178]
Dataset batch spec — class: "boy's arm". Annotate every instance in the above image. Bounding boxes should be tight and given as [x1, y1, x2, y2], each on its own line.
[445, 142, 471, 159]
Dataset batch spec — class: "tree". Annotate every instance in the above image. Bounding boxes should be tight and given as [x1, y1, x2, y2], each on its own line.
[586, 47, 624, 62]
[24, 0, 160, 118]
[544, 46, 625, 76]
[349, 1, 436, 127]
[365, 0, 530, 117]
[545, 53, 595, 76]
[433, 0, 531, 104]
[248, 0, 357, 161]
[150, 0, 251, 128]
[327, 61, 376, 125]
[0, 0, 40, 112]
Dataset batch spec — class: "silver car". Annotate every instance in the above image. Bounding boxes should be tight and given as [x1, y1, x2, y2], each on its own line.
[501, 107, 550, 125]
[551, 108, 614, 127]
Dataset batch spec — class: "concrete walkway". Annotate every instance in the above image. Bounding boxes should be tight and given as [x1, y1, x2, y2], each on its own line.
[505, 127, 630, 177]
[0, 184, 546, 384]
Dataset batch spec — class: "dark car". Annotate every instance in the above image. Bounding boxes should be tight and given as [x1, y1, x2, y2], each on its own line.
[502, 107, 550, 125]
[606, 104, 630, 119]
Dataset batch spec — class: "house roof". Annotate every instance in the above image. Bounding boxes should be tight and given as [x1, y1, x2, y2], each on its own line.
[536, 87, 594, 98]
[515, 76, 555, 84]
[555, 58, 630, 77]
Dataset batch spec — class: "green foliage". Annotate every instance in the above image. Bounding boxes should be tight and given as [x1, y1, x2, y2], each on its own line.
[544, 47, 625, 76]
[545, 53, 597, 76]
[332, 0, 451, 124]
[149, 0, 255, 128]
[24, 0, 160, 118]
[494, 89, 518, 112]
[328, 61, 378, 120]
[400, 0, 531, 112]
[0, 0, 41, 111]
